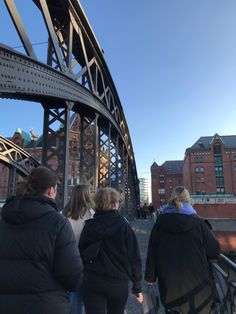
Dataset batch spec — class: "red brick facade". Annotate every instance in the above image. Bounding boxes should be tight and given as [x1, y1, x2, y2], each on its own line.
[152, 134, 236, 219]
[151, 161, 183, 209]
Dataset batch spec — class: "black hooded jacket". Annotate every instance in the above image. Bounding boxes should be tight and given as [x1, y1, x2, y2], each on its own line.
[79, 210, 142, 293]
[145, 213, 220, 313]
[0, 195, 83, 314]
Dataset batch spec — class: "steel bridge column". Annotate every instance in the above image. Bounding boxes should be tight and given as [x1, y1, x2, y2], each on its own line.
[79, 113, 98, 194]
[98, 122, 111, 188]
[123, 151, 129, 218]
[42, 105, 70, 209]
[7, 167, 17, 197]
[117, 142, 125, 215]
[110, 133, 119, 190]
[129, 162, 138, 219]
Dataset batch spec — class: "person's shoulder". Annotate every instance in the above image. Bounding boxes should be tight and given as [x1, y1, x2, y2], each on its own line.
[49, 208, 68, 226]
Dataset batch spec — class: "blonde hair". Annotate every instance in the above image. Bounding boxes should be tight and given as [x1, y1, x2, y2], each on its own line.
[168, 186, 192, 210]
[93, 187, 119, 211]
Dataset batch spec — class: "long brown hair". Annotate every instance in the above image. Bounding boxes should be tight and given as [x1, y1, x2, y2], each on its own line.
[16, 166, 58, 197]
[63, 184, 93, 220]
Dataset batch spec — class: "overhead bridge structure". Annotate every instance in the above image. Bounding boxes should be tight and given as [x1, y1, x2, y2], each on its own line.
[0, 0, 140, 213]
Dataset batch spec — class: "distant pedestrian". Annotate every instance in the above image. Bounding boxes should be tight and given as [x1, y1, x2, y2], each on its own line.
[148, 202, 155, 220]
[0, 166, 83, 314]
[79, 187, 143, 314]
[145, 186, 220, 314]
[63, 184, 94, 314]
[142, 203, 149, 219]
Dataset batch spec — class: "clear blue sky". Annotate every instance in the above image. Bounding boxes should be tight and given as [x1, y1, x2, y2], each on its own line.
[1, 0, 236, 182]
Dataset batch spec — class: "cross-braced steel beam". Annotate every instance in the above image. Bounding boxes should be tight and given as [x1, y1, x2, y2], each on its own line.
[0, 0, 140, 214]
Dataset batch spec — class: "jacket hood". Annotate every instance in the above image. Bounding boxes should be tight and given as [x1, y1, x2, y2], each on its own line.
[1, 195, 58, 225]
[83, 210, 125, 240]
[158, 213, 202, 233]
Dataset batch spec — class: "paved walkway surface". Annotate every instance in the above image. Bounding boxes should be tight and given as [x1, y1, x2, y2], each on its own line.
[125, 218, 165, 314]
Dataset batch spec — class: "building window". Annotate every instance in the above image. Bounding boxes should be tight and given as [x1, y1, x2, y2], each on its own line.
[196, 167, 204, 173]
[214, 156, 222, 165]
[233, 166, 236, 172]
[216, 177, 224, 187]
[159, 182, 165, 188]
[214, 143, 222, 155]
[215, 166, 223, 176]
[195, 156, 204, 162]
[233, 155, 236, 161]
[214, 142, 224, 193]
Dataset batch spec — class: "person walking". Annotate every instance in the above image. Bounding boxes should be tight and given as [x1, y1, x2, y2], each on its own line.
[145, 186, 220, 314]
[63, 184, 94, 314]
[79, 187, 143, 314]
[148, 202, 155, 220]
[0, 166, 83, 314]
[142, 203, 149, 219]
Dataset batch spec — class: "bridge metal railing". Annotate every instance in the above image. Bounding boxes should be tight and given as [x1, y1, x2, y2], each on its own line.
[211, 254, 236, 313]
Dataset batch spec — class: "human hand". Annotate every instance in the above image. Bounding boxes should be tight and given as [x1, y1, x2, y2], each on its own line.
[135, 292, 143, 303]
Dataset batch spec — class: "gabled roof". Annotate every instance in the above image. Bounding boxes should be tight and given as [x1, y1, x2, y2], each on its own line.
[161, 160, 183, 175]
[189, 134, 236, 151]
[151, 162, 158, 170]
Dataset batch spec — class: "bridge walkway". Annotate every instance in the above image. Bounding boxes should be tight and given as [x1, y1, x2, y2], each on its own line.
[125, 218, 164, 314]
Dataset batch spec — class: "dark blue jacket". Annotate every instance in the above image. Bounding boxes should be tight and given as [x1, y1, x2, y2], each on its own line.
[0, 195, 83, 314]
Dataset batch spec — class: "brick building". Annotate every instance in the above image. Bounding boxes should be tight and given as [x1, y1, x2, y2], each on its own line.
[151, 160, 183, 209]
[151, 133, 236, 218]
[183, 133, 236, 218]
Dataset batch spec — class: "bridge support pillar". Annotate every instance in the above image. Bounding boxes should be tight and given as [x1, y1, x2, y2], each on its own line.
[42, 104, 70, 209]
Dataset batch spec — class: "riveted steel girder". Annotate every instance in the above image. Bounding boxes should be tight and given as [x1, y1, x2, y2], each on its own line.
[1, 0, 140, 213]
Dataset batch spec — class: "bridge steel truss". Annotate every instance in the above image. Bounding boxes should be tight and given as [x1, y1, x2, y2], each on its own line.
[0, 135, 40, 196]
[0, 0, 140, 214]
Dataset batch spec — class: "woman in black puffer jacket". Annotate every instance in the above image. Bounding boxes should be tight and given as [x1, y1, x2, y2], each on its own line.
[0, 166, 83, 314]
[145, 186, 220, 314]
[79, 187, 143, 314]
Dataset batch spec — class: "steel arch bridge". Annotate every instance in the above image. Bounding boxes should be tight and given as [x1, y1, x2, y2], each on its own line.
[0, 0, 140, 214]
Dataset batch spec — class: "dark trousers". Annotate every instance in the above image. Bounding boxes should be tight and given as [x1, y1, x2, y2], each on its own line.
[81, 274, 129, 314]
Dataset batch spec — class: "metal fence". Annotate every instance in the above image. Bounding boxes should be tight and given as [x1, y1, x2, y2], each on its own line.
[211, 254, 236, 313]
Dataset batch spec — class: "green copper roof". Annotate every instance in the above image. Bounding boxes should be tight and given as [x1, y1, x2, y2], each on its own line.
[15, 128, 31, 146]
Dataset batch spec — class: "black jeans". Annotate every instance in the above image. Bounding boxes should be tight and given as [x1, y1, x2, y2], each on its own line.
[81, 274, 129, 314]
